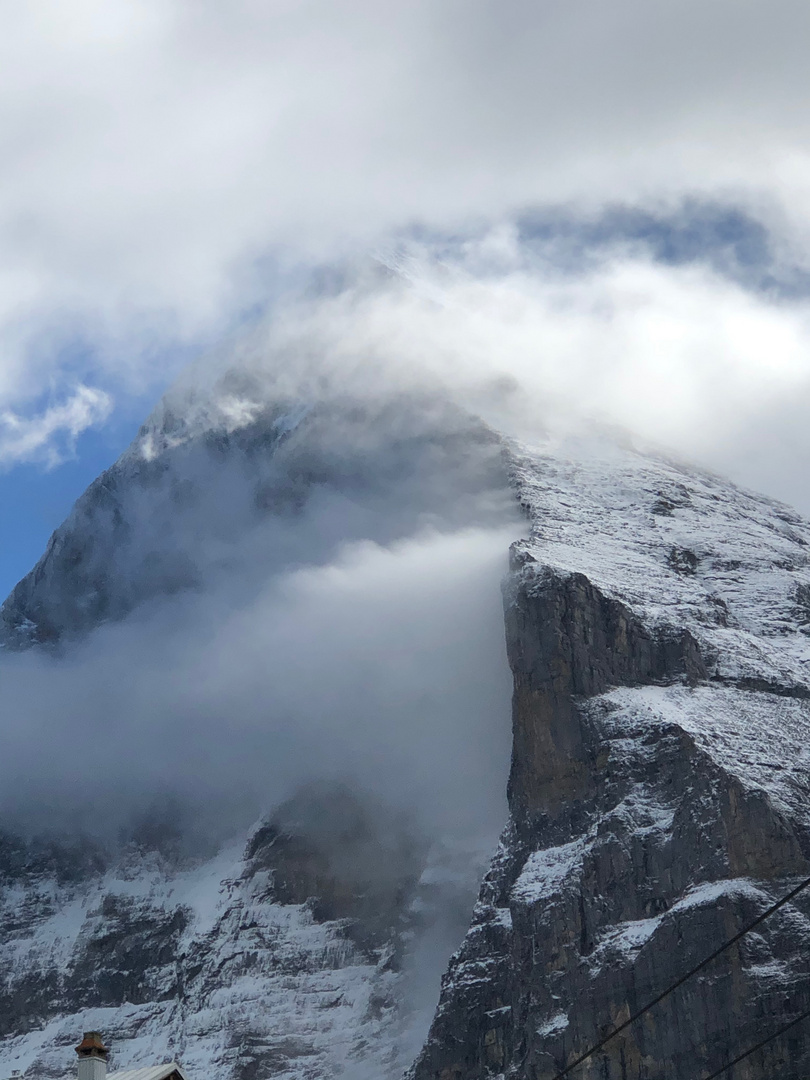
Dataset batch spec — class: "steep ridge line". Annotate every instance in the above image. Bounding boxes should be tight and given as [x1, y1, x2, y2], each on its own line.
[551, 871, 810, 1078]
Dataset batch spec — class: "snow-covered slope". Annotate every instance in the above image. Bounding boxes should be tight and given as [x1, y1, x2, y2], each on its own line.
[511, 435, 810, 693]
[0, 786, 485, 1080]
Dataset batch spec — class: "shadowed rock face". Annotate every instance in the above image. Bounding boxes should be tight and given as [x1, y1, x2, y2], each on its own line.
[504, 550, 706, 827]
[411, 440, 810, 1080]
[411, 567, 810, 1080]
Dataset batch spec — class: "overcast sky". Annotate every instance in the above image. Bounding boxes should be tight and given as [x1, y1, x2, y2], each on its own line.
[3, 0, 810, 591]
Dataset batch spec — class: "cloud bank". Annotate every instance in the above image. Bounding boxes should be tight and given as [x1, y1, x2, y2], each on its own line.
[186, 232, 809, 513]
[3, 0, 810, 477]
[0, 525, 514, 849]
[1, 0, 810, 847]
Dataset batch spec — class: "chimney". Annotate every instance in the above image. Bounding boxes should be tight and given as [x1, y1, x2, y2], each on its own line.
[75, 1033, 108, 1080]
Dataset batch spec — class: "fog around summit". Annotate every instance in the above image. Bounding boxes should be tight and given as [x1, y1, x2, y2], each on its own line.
[2, 223, 810, 852]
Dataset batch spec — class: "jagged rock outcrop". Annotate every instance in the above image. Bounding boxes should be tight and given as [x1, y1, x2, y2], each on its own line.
[245, 785, 427, 956]
[504, 559, 706, 825]
[411, 437, 810, 1080]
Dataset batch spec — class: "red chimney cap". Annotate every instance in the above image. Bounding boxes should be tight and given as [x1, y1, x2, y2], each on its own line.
[75, 1033, 109, 1058]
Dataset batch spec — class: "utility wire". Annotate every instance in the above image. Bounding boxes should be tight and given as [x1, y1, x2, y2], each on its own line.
[551, 872, 810, 1079]
[700, 1003, 810, 1080]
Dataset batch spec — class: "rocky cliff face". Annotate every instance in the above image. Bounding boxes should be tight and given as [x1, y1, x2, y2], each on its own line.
[411, 437, 810, 1080]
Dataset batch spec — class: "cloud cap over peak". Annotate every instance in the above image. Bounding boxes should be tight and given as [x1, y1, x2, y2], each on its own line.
[2, 2, 810, 365]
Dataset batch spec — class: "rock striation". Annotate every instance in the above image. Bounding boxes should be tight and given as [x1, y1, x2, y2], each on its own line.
[411, 436, 810, 1080]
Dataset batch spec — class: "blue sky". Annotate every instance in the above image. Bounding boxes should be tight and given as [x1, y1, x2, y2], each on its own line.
[0, 395, 158, 600]
[0, 432, 123, 599]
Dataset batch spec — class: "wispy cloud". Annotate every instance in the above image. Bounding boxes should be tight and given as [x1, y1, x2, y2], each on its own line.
[0, 384, 113, 468]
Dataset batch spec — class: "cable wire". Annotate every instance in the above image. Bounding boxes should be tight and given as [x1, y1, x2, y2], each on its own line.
[551, 872, 810, 1079]
[700, 1003, 810, 1080]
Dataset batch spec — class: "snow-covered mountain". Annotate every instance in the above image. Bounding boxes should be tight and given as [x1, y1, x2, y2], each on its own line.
[0, 375, 514, 1080]
[2, 375, 810, 1080]
[413, 437, 810, 1080]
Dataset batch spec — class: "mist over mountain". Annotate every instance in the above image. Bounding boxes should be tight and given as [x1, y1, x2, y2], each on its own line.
[0, 342, 528, 1077]
[2, 323, 810, 1078]
[0, 354, 521, 845]
[0, 247, 809, 1080]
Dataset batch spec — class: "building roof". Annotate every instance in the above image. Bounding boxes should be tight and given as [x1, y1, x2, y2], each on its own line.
[108, 1065, 187, 1080]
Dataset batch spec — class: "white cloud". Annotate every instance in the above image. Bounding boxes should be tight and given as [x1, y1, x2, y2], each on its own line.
[1, 1, 810, 402]
[0, 524, 514, 844]
[217, 231, 810, 511]
[0, 384, 113, 467]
